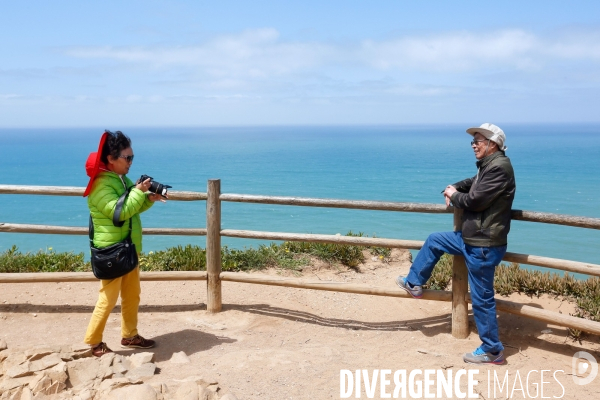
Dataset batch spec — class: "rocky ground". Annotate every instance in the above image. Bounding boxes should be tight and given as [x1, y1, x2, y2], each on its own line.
[1, 249, 599, 399]
[0, 342, 236, 399]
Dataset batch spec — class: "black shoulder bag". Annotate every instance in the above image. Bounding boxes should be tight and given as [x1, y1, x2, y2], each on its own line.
[89, 187, 139, 280]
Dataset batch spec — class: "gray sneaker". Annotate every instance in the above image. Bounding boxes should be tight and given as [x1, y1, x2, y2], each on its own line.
[463, 347, 505, 365]
[395, 275, 423, 298]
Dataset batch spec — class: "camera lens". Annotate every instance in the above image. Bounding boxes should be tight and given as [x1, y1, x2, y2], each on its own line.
[140, 174, 171, 197]
[149, 181, 168, 196]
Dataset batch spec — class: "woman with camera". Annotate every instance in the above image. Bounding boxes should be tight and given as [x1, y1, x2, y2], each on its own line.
[83, 130, 166, 357]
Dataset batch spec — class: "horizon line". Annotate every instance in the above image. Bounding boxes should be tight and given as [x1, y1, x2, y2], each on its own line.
[1, 121, 600, 130]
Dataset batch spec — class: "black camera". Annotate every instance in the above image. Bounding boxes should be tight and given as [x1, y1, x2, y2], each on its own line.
[138, 175, 172, 197]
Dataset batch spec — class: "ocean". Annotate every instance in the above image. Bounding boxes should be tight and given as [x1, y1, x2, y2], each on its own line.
[1, 125, 599, 274]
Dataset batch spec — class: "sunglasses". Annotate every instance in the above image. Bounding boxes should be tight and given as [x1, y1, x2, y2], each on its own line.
[470, 139, 489, 146]
[118, 154, 134, 163]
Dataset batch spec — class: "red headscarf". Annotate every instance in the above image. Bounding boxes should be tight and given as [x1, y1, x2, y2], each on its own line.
[83, 131, 109, 197]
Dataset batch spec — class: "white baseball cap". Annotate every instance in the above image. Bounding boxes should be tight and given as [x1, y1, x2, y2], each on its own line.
[466, 123, 507, 151]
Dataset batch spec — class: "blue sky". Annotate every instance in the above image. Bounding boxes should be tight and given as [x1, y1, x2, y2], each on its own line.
[1, 1, 599, 127]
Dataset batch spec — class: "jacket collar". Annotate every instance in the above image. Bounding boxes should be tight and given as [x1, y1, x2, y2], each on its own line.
[476, 150, 504, 169]
[98, 169, 122, 178]
[97, 170, 127, 189]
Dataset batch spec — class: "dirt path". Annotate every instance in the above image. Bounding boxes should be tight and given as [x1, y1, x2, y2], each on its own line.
[1, 250, 599, 399]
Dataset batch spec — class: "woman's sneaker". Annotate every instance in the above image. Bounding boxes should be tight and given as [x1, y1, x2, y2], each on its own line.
[463, 347, 504, 365]
[91, 342, 113, 357]
[121, 334, 156, 349]
[395, 276, 423, 298]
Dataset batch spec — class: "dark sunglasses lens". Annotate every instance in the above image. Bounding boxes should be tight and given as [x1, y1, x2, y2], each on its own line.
[126, 155, 134, 162]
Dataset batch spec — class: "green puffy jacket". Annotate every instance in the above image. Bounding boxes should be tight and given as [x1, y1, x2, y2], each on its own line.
[88, 171, 154, 252]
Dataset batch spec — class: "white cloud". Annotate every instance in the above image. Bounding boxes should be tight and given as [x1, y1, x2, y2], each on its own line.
[64, 27, 600, 80]
[66, 28, 334, 79]
[360, 30, 539, 71]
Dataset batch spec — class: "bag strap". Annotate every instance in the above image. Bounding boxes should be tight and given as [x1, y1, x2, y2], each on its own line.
[89, 186, 133, 246]
[88, 215, 94, 246]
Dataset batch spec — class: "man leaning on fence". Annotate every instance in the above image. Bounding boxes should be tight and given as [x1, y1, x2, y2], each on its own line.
[396, 123, 516, 365]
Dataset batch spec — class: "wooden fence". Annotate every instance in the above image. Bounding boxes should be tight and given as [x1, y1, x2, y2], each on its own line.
[1, 182, 600, 338]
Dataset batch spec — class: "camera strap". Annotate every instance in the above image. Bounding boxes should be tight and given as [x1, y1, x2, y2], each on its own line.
[111, 186, 133, 227]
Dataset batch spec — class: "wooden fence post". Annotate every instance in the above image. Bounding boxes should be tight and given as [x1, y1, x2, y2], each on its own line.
[206, 179, 222, 313]
[452, 208, 469, 339]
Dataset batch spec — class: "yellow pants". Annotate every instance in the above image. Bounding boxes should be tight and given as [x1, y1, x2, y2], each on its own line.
[84, 266, 140, 344]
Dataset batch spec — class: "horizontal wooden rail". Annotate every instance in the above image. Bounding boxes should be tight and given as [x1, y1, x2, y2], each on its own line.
[220, 272, 452, 301]
[221, 229, 425, 250]
[0, 185, 207, 201]
[511, 209, 600, 230]
[0, 185, 85, 196]
[220, 272, 600, 335]
[221, 193, 451, 214]
[0, 271, 207, 283]
[220, 194, 600, 230]
[503, 252, 600, 278]
[142, 228, 207, 236]
[0, 223, 206, 236]
[493, 298, 600, 336]
[3, 185, 599, 229]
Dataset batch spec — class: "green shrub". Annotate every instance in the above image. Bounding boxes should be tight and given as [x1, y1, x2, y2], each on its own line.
[0, 245, 89, 273]
[284, 231, 379, 268]
[423, 253, 453, 290]
[139, 245, 206, 272]
[221, 243, 308, 272]
[576, 278, 600, 322]
[369, 245, 392, 259]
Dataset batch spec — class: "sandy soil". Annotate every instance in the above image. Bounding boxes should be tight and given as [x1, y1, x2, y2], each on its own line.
[1, 249, 599, 399]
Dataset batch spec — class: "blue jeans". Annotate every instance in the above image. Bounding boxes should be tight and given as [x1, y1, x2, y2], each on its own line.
[406, 231, 506, 353]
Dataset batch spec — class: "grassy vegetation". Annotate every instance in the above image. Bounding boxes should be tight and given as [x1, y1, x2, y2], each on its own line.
[284, 231, 390, 269]
[0, 245, 89, 273]
[0, 232, 383, 274]
[138, 244, 206, 272]
[137, 232, 389, 272]
[1, 242, 598, 326]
